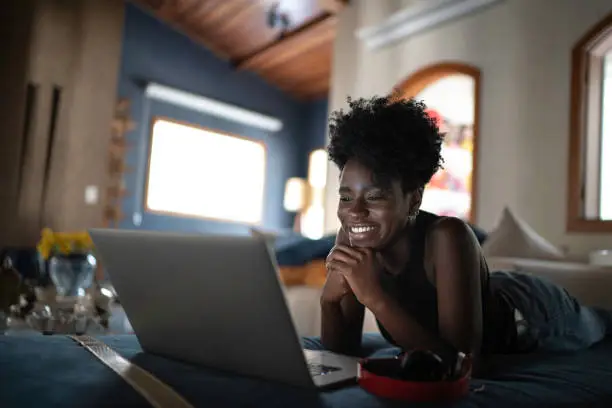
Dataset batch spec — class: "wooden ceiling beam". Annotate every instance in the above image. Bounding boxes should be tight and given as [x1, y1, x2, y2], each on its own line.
[174, 0, 217, 25]
[130, 0, 341, 100]
[269, 59, 331, 84]
[130, 0, 231, 58]
[257, 41, 332, 78]
[237, 15, 337, 72]
[284, 74, 330, 100]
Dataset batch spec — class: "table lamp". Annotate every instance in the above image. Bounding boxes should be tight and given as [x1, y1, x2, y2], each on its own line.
[283, 149, 328, 239]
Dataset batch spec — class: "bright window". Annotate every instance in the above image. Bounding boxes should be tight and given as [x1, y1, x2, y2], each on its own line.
[567, 14, 612, 231]
[582, 43, 612, 221]
[599, 54, 612, 220]
[145, 118, 266, 224]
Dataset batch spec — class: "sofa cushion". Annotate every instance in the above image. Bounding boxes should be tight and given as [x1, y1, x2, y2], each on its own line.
[482, 207, 564, 261]
[274, 235, 336, 266]
[278, 261, 327, 287]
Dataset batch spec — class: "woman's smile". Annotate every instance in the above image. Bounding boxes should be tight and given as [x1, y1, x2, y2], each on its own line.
[346, 224, 380, 245]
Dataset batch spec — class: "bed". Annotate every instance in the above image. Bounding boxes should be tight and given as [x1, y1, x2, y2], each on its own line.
[2, 334, 612, 407]
[4, 221, 612, 407]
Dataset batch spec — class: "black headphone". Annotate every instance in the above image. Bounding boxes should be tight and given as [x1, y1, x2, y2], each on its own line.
[398, 349, 467, 381]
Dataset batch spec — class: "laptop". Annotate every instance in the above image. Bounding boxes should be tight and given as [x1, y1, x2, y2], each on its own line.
[89, 229, 359, 389]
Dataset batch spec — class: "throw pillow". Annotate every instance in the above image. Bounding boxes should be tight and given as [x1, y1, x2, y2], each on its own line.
[482, 207, 564, 260]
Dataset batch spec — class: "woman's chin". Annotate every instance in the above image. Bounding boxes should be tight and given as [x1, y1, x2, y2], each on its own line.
[348, 232, 383, 248]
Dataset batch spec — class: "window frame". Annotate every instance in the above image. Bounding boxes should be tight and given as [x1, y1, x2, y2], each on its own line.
[392, 62, 481, 223]
[143, 116, 267, 225]
[567, 12, 612, 232]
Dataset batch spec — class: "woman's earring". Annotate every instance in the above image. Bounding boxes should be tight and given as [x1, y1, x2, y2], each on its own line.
[408, 209, 419, 223]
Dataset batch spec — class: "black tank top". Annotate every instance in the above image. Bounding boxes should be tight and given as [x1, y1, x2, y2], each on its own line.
[375, 211, 512, 353]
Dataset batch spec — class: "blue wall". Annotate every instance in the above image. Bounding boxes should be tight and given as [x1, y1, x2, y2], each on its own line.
[117, 4, 328, 235]
[304, 99, 330, 154]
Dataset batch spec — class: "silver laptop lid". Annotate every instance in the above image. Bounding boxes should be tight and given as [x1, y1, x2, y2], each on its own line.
[89, 229, 313, 387]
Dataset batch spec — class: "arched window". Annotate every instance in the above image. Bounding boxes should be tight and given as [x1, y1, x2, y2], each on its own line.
[394, 62, 481, 222]
[567, 13, 612, 232]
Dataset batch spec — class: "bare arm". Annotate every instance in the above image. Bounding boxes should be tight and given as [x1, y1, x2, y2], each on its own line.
[368, 218, 483, 359]
[320, 228, 365, 355]
[320, 293, 365, 354]
[430, 217, 483, 370]
[369, 295, 449, 354]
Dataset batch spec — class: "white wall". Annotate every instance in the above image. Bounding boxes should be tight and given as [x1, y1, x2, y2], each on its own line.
[324, 0, 612, 256]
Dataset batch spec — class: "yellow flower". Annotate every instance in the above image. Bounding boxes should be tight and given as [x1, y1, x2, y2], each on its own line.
[37, 228, 56, 260]
[37, 228, 94, 260]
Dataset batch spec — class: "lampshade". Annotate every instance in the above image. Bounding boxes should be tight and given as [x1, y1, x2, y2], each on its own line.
[307, 149, 328, 189]
[300, 204, 325, 240]
[283, 178, 307, 212]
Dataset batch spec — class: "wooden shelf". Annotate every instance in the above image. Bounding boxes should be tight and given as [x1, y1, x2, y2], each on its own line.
[103, 98, 134, 228]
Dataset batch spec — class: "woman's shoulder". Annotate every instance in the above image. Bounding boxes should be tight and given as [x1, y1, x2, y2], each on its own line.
[424, 214, 473, 240]
[423, 215, 484, 269]
[421, 215, 488, 292]
[420, 213, 484, 246]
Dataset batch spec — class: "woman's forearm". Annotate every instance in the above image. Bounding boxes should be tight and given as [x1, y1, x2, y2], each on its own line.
[370, 295, 451, 354]
[320, 301, 348, 352]
[320, 295, 364, 355]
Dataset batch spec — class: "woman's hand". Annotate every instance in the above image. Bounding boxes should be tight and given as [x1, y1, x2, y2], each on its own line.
[326, 245, 386, 309]
[321, 263, 352, 304]
[321, 228, 355, 304]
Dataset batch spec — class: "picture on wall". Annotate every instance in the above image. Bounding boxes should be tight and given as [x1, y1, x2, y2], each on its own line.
[413, 74, 476, 220]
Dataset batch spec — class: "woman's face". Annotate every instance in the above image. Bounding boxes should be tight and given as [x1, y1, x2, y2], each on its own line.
[337, 159, 419, 249]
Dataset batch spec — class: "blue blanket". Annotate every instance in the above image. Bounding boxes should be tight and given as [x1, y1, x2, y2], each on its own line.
[2, 334, 612, 407]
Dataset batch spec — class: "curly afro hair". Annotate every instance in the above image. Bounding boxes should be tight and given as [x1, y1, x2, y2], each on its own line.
[327, 95, 444, 192]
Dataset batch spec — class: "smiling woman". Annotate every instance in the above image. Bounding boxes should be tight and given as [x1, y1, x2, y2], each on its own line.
[144, 118, 267, 224]
[310, 95, 612, 378]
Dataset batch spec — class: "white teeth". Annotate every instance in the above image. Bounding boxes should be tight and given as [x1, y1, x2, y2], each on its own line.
[350, 226, 375, 234]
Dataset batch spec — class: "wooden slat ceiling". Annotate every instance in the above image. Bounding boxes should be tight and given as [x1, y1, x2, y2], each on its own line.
[131, 0, 348, 100]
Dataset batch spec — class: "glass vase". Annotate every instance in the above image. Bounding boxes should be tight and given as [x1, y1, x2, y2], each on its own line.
[49, 253, 96, 297]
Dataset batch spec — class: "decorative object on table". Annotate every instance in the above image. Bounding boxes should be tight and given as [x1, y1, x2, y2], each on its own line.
[48, 253, 97, 297]
[37, 228, 97, 297]
[0, 256, 22, 314]
[4, 281, 117, 335]
[8, 285, 41, 318]
[0, 247, 48, 285]
[283, 148, 328, 239]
